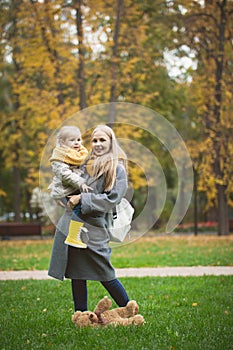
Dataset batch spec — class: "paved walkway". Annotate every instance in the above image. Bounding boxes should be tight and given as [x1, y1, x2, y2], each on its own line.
[0, 266, 232, 280]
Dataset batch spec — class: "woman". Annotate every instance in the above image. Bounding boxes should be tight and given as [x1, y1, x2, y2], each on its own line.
[48, 125, 130, 312]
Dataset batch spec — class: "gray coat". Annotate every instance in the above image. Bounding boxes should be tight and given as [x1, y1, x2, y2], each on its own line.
[48, 163, 127, 281]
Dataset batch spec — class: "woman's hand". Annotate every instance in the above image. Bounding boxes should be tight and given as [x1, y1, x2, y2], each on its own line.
[67, 194, 81, 209]
[81, 183, 93, 193]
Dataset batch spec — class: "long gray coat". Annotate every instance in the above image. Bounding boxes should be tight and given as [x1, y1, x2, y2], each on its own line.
[48, 163, 127, 281]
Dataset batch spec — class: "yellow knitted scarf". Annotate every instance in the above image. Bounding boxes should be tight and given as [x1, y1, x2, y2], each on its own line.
[50, 145, 89, 166]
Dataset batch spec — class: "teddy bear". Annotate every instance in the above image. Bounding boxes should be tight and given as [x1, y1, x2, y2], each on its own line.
[72, 296, 145, 328]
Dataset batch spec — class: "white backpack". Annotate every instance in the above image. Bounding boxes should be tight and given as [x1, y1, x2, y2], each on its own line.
[107, 198, 134, 243]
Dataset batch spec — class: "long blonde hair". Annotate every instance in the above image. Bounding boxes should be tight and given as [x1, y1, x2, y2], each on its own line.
[88, 125, 127, 191]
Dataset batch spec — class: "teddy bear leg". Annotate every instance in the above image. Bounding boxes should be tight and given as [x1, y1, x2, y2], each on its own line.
[116, 300, 139, 318]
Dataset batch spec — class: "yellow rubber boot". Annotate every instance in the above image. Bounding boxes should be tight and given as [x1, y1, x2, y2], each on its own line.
[65, 220, 87, 248]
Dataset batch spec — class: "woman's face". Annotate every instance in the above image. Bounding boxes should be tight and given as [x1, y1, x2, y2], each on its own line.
[91, 130, 111, 157]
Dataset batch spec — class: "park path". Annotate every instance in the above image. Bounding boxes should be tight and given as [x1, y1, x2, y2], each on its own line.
[0, 266, 233, 280]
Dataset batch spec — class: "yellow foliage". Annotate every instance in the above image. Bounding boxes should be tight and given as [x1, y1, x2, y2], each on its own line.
[0, 189, 7, 197]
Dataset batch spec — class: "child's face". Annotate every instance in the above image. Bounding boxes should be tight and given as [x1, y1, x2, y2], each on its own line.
[62, 133, 82, 150]
[91, 130, 111, 156]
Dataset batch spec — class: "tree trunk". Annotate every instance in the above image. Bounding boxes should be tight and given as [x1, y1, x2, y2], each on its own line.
[193, 167, 198, 235]
[217, 185, 229, 235]
[213, 0, 229, 235]
[109, 0, 123, 124]
[31, 0, 66, 110]
[75, 0, 87, 110]
[26, 189, 34, 221]
[13, 166, 21, 222]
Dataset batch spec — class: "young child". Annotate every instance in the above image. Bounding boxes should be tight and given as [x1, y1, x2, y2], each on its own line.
[48, 125, 90, 248]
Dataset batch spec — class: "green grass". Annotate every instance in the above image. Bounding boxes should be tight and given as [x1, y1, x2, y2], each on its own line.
[0, 234, 233, 270]
[1, 277, 232, 350]
[1, 235, 232, 349]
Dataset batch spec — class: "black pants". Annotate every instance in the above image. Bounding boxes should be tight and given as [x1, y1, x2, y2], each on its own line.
[71, 278, 130, 311]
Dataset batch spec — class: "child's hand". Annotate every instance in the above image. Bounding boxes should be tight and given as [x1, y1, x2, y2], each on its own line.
[67, 195, 81, 209]
[81, 183, 93, 193]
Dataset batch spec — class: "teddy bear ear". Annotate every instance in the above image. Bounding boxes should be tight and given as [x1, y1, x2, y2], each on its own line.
[72, 315, 76, 323]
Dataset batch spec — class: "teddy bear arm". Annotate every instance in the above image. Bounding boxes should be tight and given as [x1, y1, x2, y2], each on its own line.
[115, 300, 139, 318]
[118, 315, 144, 326]
[130, 315, 145, 325]
[97, 309, 123, 325]
[94, 296, 112, 316]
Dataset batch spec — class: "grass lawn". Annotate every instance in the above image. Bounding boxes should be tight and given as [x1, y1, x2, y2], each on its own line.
[1, 234, 232, 349]
[0, 234, 233, 270]
[1, 276, 232, 350]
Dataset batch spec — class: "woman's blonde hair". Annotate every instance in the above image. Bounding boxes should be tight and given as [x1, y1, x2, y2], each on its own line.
[89, 125, 127, 191]
[56, 126, 81, 146]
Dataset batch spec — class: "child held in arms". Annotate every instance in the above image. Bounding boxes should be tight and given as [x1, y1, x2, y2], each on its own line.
[48, 126, 91, 248]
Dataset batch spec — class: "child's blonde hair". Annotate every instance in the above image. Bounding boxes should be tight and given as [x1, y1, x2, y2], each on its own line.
[89, 125, 127, 191]
[56, 126, 81, 146]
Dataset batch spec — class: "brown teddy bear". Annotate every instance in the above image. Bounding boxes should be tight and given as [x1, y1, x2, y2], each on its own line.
[72, 296, 145, 328]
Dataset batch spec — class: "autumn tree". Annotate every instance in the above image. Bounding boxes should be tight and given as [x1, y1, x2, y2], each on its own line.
[173, 0, 233, 234]
[0, 0, 197, 229]
[0, 0, 78, 220]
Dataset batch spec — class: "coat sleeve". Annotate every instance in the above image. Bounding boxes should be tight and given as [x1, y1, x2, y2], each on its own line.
[51, 161, 86, 187]
[81, 164, 128, 215]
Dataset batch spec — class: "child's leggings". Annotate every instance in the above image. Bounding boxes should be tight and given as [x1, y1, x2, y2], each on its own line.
[71, 278, 130, 311]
